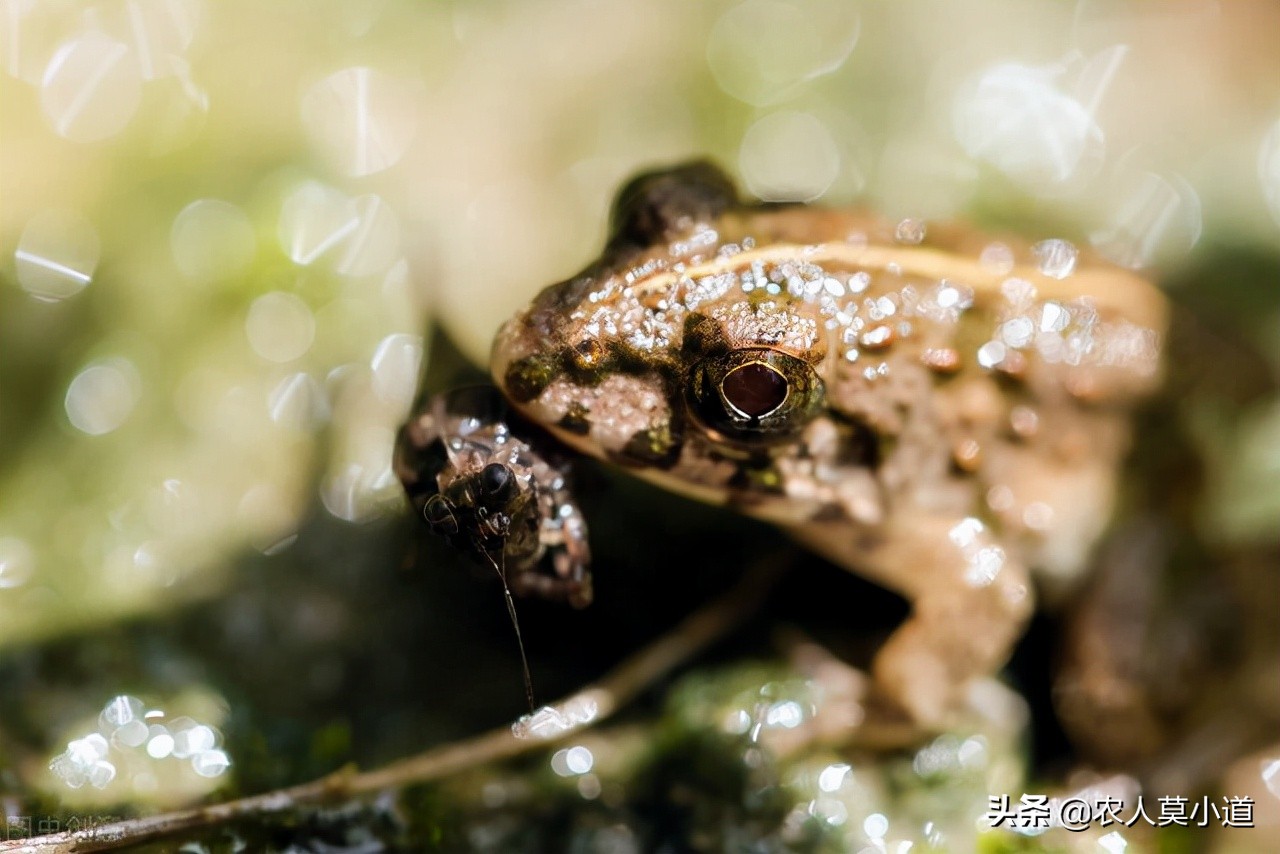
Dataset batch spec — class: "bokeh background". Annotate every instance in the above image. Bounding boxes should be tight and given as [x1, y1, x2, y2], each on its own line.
[1, 1, 1278, 851]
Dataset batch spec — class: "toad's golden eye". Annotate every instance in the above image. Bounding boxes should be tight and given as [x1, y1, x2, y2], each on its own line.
[686, 348, 824, 445]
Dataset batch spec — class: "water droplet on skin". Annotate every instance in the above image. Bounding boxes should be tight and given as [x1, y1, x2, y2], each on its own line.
[949, 518, 984, 548]
[1023, 502, 1054, 530]
[935, 285, 961, 309]
[952, 439, 982, 472]
[1000, 277, 1036, 306]
[300, 66, 418, 177]
[921, 347, 960, 372]
[859, 324, 894, 349]
[894, 218, 926, 244]
[1000, 317, 1034, 348]
[987, 485, 1015, 512]
[65, 358, 142, 435]
[1009, 405, 1039, 437]
[977, 341, 1006, 369]
[15, 210, 100, 302]
[965, 546, 1005, 586]
[1032, 239, 1078, 279]
[171, 199, 256, 282]
[1039, 301, 1071, 332]
[40, 29, 142, 142]
[979, 242, 1014, 275]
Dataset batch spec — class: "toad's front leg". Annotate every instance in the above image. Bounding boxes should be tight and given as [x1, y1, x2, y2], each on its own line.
[791, 511, 1034, 727]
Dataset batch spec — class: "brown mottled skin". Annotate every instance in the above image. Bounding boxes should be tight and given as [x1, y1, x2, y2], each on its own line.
[492, 163, 1167, 727]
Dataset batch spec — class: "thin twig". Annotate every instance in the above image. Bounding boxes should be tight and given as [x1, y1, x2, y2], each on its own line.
[5, 558, 787, 853]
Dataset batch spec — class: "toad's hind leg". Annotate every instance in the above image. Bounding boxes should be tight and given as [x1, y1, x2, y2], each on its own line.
[790, 513, 1034, 728]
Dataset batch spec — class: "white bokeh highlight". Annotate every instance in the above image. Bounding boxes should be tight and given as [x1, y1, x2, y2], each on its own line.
[96, 0, 203, 81]
[706, 0, 859, 107]
[369, 332, 422, 414]
[40, 28, 142, 142]
[1091, 169, 1202, 269]
[279, 182, 401, 277]
[65, 358, 142, 436]
[268, 372, 330, 431]
[171, 199, 256, 282]
[245, 292, 315, 363]
[0, 536, 35, 589]
[333, 194, 400, 277]
[1259, 117, 1280, 227]
[15, 210, 100, 301]
[300, 66, 418, 177]
[953, 48, 1127, 192]
[739, 110, 840, 201]
[49, 695, 231, 795]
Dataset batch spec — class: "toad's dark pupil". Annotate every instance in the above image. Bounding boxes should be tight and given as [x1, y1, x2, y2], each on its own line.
[721, 362, 788, 417]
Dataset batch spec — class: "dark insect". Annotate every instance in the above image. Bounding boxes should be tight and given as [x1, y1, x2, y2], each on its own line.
[393, 386, 592, 708]
[394, 386, 592, 605]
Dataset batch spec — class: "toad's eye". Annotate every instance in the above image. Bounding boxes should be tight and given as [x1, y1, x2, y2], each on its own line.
[686, 348, 824, 445]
